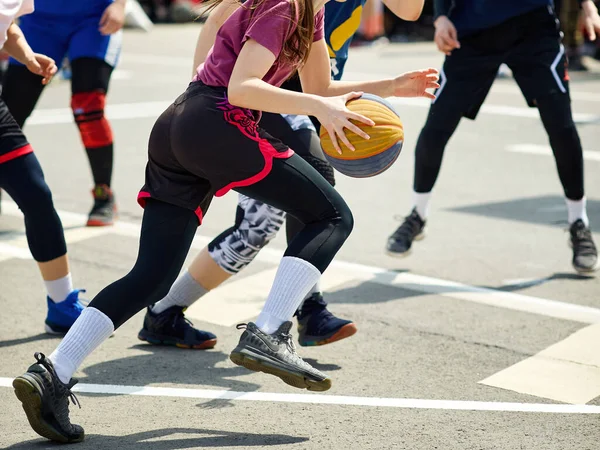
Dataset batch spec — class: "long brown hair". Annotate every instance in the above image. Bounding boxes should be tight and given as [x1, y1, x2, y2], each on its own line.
[202, 0, 315, 68]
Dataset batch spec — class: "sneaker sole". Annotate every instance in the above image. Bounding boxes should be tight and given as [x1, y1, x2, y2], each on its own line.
[229, 351, 332, 392]
[299, 323, 358, 347]
[13, 377, 84, 443]
[572, 262, 599, 274]
[86, 219, 115, 227]
[138, 332, 217, 350]
[385, 232, 425, 258]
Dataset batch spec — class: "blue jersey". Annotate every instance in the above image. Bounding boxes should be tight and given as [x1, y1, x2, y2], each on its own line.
[324, 0, 367, 80]
[33, 0, 112, 16]
[447, 0, 551, 37]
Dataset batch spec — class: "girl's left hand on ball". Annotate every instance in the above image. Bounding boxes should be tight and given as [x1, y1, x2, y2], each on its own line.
[393, 68, 440, 99]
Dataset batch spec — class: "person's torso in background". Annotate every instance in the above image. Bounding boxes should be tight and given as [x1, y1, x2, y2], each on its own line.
[32, 0, 113, 17]
[449, 0, 551, 37]
[325, 0, 367, 80]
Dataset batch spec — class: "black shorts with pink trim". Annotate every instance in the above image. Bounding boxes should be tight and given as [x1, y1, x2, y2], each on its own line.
[138, 81, 294, 224]
[0, 98, 32, 165]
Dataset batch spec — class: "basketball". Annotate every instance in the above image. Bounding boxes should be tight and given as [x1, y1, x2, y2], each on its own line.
[319, 94, 404, 178]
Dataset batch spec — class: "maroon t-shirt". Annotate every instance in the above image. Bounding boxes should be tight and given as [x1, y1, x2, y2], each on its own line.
[196, 0, 324, 88]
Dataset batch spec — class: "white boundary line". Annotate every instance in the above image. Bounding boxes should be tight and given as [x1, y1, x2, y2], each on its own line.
[2, 200, 600, 325]
[507, 144, 600, 162]
[0, 378, 598, 414]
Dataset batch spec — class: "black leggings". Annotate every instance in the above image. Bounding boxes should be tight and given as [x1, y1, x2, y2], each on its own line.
[257, 111, 336, 245]
[3, 58, 115, 186]
[0, 152, 67, 262]
[414, 92, 584, 200]
[89, 154, 353, 329]
[2, 58, 113, 127]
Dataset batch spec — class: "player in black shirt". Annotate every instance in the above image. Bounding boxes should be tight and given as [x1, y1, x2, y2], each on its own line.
[387, 0, 600, 273]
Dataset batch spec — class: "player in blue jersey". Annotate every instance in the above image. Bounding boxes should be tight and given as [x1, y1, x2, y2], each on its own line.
[1, 0, 125, 227]
[386, 0, 600, 273]
[135, 0, 427, 351]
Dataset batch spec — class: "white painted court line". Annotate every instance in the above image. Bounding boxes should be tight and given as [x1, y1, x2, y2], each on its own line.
[28, 101, 171, 126]
[480, 324, 600, 404]
[2, 200, 600, 325]
[0, 377, 598, 414]
[26, 98, 599, 128]
[507, 144, 600, 162]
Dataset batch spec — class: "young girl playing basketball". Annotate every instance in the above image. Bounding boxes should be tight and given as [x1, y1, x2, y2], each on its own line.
[0, 1, 86, 337]
[14, 0, 439, 442]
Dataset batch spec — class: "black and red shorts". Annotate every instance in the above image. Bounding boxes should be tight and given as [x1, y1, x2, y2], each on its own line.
[138, 81, 294, 224]
[0, 98, 32, 165]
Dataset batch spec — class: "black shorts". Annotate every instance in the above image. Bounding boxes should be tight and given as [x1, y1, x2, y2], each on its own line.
[0, 97, 32, 165]
[434, 6, 569, 120]
[138, 81, 293, 223]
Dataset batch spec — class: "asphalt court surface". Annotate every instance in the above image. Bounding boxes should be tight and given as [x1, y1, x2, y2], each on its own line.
[0, 25, 599, 449]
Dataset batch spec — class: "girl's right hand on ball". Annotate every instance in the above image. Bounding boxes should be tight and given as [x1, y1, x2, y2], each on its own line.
[313, 92, 374, 155]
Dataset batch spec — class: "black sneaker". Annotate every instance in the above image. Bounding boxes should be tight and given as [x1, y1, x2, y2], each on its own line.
[386, 208, 426, 257]
[138, 306, 217, 349]
[230, 322, 332, 391]
[569, 220, 598, 274]
[13, 352, 84, 443]
[296, 293, 357, 347]
[87, 184, 117, 227]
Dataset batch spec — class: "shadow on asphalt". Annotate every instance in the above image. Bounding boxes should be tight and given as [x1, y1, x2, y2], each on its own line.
[79, 346, 262, 393]
[450, 195, 600, 228]
[0, 333, 58, 349]
[6, 427, 308, 449]
[489, 272, 596, 292]
[325, 270, 595, 305]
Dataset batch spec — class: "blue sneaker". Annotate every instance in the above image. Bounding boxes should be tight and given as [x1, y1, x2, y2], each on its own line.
[45, 290, 85, 335]
[296, 293, 357, 347]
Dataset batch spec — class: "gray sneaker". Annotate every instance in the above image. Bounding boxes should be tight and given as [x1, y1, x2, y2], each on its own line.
[13, 352, 84, 443]
[230, 322, 332, 391]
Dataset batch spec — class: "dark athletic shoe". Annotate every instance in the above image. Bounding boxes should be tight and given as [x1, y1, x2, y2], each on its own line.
[570, 219, 598, 274]
[386, 207, 426, 257]
[138, 306, 217, 349]
[87, 184, 116, 227]
[296, 293, 357, 347]
[13, 352, 84, 443]
[230, 322, 331, 391]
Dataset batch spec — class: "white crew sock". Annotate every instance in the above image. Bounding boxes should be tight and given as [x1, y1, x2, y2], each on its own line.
[151, 271, 208, 314]
[49, 307, 114, 384]
[412, 191, 431, 220]
[255, 256, 320, 334]
[45, 274, 73, 303]
[566, 197, 589, 227]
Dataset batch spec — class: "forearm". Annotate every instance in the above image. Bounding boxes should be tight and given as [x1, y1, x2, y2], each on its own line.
[228, 78, 320, 116]
[3, 23, 34, 65]
[312, 78, 395, 98]
[382, 0, 424, 21]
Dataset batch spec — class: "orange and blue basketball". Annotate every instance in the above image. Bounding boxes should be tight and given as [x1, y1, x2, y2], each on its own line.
[319, 94, 404, 178]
